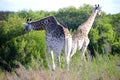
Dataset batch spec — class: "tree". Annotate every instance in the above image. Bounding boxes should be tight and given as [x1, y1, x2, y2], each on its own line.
[89, 13, 115, 55]
[111, 13, 120, 54]
[55, 4, 92, 30]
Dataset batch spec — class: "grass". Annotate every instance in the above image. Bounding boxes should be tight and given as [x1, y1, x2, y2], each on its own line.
[0, 54, 120, 80]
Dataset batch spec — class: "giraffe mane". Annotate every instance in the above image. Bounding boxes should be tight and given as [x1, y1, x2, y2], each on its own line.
[30, 16, 58, 25]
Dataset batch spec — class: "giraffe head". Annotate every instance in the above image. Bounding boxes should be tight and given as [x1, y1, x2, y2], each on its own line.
[24, 16, 58, 32]
[94, 4, 102, 16]
[24, 18, 33, 32]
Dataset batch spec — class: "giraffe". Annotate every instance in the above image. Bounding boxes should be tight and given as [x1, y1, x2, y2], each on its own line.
[70, 4, 101, 60]
[24, 16, 72, 71]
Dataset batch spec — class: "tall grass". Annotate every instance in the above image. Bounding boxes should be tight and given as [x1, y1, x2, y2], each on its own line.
[0, 54, 120, 80]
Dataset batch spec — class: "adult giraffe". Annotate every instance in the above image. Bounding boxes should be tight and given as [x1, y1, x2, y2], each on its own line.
[24, 16, 72, 71]
[70, 4, 101, 60]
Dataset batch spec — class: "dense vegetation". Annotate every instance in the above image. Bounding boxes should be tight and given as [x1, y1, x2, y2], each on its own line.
[0, 4, 120, 72]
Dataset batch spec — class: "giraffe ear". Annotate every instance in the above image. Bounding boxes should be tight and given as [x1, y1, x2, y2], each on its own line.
[98, 4, 99, 7]
[94, 4, 98, 10]
[29, 18, 32, 21]
[95, 5, 97, 7]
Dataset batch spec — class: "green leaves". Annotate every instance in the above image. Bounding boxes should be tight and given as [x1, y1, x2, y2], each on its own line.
[0, 14, 47, 71]
[88, 14, 116, 55]
[0, 4, 120, 71]
[55, 4, 92, 30]
[89, 28, 100, 43]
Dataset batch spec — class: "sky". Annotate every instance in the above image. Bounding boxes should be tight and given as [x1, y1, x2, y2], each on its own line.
[0, 0, 120, 14]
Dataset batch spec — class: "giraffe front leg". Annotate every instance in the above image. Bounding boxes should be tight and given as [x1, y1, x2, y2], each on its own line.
[80, 38, 89, 61]
[53, 40, 64, 69]
[48, 49, 55, 71]
[81, 45, 87, 62]
[56, 55, 60, 67]
[54, 49, 61, 68]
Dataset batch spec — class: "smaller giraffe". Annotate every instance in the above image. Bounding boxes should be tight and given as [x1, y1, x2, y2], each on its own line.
[70, 4, 101, 60]
[24, 16, 72, 71]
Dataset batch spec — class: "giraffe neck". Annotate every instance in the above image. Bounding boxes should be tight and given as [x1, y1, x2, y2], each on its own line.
[78, 10, 97, 35]
[30, 20, 45, 30]
[29, 16, 57, 31]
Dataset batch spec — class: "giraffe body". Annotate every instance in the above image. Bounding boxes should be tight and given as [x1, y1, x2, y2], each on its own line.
[24, 16, 72, 71]
[70, 5, 101, 60]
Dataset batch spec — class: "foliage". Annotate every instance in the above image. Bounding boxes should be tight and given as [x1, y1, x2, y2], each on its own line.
[111, 13, 120, 54]
[89, 14, 115, 55]
[55, 4, 92, 30]
[0, 4, 120, 71]
[0, 14, 47, 71]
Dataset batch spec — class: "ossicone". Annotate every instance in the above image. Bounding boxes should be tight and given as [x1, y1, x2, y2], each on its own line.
[26, 18, 32, 23]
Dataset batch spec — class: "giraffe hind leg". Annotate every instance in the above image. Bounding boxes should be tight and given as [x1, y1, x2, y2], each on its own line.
[65, 37, 72, 71]
[70, 43, 77, 58]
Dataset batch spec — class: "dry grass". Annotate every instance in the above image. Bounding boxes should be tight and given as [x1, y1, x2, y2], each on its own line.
[3, 67, 76, 80]
[0, 54, 120, 80]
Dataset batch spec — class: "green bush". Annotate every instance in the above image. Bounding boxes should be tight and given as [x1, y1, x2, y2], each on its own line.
[0, 14, 47, 71]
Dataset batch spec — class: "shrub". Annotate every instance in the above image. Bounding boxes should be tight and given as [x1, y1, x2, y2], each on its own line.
[0, 14, 47, 71]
